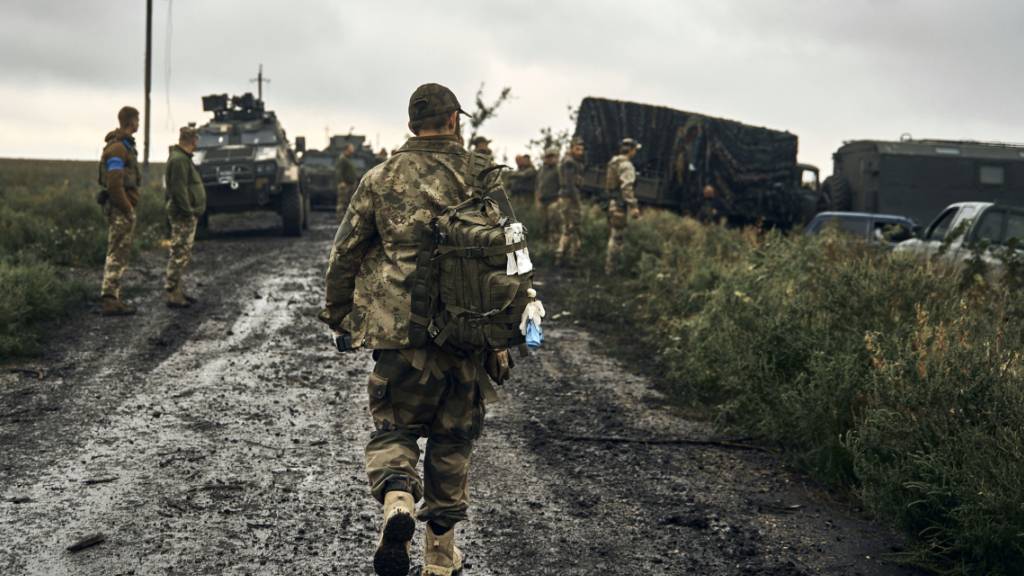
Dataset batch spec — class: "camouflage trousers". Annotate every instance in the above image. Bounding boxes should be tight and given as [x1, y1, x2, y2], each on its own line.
[336, 183, 353, 221]
[605, 200, 628, 274]
[101, 205, 136, 299]
[539, 199, 562, 244]
[554, 197, 582, 264]
[365, 348, 487, 530]
[165, 214, 198, 292]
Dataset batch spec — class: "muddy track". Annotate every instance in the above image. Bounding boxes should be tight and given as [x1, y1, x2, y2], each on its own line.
[0, 212, 922, 575]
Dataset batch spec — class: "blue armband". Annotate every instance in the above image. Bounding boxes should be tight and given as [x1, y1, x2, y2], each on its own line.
[106, 157, 125, 171]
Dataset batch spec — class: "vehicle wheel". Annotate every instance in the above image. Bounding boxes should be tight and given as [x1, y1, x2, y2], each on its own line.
[821, 175, 853, 211]
[302, 190, 311, 230]
[196, 212, 210, 239]
[281, 185, 303, 237]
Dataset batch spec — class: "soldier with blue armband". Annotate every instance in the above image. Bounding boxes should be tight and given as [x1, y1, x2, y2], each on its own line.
[97, 106, 142, 316]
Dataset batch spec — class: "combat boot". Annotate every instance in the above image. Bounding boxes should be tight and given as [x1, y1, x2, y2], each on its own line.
[166, 286, 190, 308]
[423, 524, 464, 576]
[101, 296, 137, 316]
[373, 490, 416, 576]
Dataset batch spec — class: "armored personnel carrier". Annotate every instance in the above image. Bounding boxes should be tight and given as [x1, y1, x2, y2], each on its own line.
[300, 134, 382, 210]
[574, 97, 819, 227]
[193, 93, 307, 236]
[819, 138, 1024, 226]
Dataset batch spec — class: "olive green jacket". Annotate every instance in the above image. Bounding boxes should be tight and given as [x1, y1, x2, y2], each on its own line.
[165, 145, 207, 218]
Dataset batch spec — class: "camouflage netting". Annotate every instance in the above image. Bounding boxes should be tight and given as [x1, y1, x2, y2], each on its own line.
[575, 97, 801, 226]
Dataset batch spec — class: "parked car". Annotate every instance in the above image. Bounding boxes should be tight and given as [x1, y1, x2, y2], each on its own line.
[894, 202, 1024, 263]
[805, 211, 917, 246]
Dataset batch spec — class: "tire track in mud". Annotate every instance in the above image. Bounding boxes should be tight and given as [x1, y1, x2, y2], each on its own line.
[1, 213, 921, 575]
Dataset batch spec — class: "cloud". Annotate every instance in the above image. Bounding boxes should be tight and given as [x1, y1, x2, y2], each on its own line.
[1, 0, 1021, 174]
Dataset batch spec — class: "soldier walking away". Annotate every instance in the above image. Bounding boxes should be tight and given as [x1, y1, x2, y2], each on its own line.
[320, 83, 528, 576]
[470, 135, 493, 157]
[535, 146, 562, 243]
[97, 106, 142, 316]
[335, 143, 358, 221]
[604, 138, 642, 274]
[554, 138, 585, 267]
[164, 125, 207, 308]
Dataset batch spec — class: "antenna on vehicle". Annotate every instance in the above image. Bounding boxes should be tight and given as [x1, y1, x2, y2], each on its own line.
[900, 133, 913, 142]
[250, 64, 271, 102]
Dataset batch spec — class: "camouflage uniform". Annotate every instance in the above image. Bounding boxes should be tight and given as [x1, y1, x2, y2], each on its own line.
[99, 128, 141, 300]
[335, 154, 358, 220]
[321, 133, 511, 530]
[555, 153, 584, 265]
[507, 162, 536, 199]
[535, 160, 561, 243]
[605, 153, 639, 273]
[164, 143, 207, 293]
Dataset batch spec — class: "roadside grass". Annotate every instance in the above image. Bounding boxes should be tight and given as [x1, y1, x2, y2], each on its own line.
[519, 198, 1024, 575]
[0, 158, 166, 358]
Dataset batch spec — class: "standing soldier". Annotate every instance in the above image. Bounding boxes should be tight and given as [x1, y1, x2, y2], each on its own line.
[535, 145, 562, 243]
[554, 138, 585, 267]
[507, 154, 537, 198]
[320, 83, 518, 576]
[98, 106, 142, 316]
[164, 125, 207, 308]
[335, 143, 358, 220]
[604, 138, 642, 274]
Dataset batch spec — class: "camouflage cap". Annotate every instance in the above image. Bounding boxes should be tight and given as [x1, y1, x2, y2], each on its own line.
[408, 83, 468, 122]
[620, 137, 642, 150]
[471, 136, 491, 146]
[570, 137, 585, 147]
[544, 145, 560, 157]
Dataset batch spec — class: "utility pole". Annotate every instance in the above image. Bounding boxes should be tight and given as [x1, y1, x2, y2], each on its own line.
[250, 64, 270, 101]
[143, 0, 153, 170]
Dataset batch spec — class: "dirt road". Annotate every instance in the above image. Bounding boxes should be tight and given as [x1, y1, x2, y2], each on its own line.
[0, 212, 921, 575]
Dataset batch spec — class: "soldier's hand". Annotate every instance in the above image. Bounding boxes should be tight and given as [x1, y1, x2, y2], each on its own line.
[630, 207, 641, 220]
[485, 349, 513, 384]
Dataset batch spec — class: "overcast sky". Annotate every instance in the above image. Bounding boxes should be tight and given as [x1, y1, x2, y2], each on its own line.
[1, 0, 1021, 174]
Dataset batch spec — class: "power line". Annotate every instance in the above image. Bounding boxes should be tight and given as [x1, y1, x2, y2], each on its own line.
[164, 0, 174, 129]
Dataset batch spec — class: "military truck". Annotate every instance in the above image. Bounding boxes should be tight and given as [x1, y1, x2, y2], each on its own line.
[300, 134, 382, 210]
[193, 93, 308, 236]
[818, 138, 1024, 226]
[574, 97, 820, 227]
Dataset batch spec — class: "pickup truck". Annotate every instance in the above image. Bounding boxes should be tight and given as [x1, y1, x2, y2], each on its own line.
[894, 202, 1024, 262]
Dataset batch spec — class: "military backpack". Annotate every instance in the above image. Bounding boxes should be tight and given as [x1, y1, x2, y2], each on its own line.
[409, 154, 533, 356]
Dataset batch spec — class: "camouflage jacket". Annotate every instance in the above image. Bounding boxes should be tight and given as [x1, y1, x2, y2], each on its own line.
[605, 154, 638, 206]
[99, 128, 142, 213]
[535, 163, 560, 203]
[558, 155, 584, 201]
[321, 134, 512, 350]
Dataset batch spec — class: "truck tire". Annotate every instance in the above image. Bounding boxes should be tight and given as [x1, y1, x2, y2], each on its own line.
[821, 175, 853, 212]
[302, 190, 311, 230]
[196, 212, 210, 240]
[281, 185, 303, 237]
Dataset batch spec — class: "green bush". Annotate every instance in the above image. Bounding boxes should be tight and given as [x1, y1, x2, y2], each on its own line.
[0, 257, 89, 357]
[526, 200, 1024, 574]
[0, 159, 166, 358]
